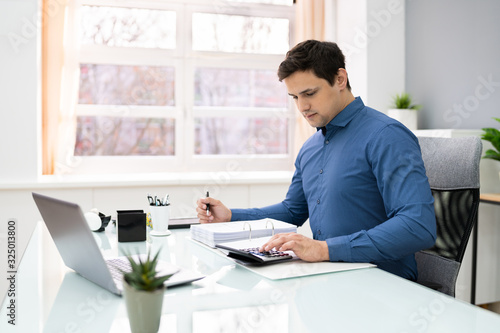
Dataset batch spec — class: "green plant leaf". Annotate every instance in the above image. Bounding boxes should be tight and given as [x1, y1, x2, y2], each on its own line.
[149, 274, 174, 290]
[483, 149, 500, 161]
[121, 247, 171, 291]
[391, 92, 421, 110]
[482, 127, 500, 152]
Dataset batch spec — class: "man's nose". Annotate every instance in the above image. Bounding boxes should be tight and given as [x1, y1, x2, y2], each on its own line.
[297, 98, 310, 112]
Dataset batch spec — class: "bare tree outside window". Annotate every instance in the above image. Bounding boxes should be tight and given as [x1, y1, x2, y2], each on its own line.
[75, 117, 175, 156]
[80, 6, 176, 49]
[75, 64, 175, 156]
[194, 68, 286, 108]
[194, 67, 288, 155]
[192, 13, 289, 155]
[195, 117, 287, 155]
[192, 13, 289, 54]
[79, 64, 175, 106]
[72, 1, 293, 171]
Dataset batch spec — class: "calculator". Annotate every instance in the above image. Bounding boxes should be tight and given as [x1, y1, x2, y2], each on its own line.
[216, 245, 293, 265]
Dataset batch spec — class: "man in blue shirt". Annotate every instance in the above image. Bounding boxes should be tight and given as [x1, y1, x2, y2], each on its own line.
[196, 40, 436, 280]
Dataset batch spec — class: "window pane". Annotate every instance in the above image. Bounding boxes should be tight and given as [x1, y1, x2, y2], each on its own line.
[80, 6, 176, 49]
[195, 118, 287, 155]
[192, 13, 289, 54]
[195, 68, 287, 108]
[75, 116, 175, 156]
[79, 64, 175, 106]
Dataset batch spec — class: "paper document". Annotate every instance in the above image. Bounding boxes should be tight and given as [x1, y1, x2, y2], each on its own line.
[243, 260, 377, 280]
[190, 219, 297, 248]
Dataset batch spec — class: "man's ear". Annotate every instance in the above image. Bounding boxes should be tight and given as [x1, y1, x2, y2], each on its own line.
[336, 68, 348, 90]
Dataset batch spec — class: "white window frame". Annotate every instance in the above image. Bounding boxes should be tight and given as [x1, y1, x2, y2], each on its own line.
[64, 0, 295, 175]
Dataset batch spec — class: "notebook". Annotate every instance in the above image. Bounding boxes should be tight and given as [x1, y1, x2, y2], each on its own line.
[190, 219, 297, 248]
[32, 192, 204, 296]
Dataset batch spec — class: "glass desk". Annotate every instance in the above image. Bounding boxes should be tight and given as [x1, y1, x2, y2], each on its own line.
[2, 222, 500, 332]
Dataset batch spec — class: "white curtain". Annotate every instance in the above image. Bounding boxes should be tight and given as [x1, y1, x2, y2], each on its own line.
[42, 0, 81, 175]
[292, 0, 337, 158]
[41, 0, 68, 174]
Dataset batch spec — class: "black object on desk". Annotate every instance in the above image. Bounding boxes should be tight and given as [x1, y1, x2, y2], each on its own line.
[117, 210, 146, 242]
[216, 244, 293, 265]
[96, 212, 112, 232]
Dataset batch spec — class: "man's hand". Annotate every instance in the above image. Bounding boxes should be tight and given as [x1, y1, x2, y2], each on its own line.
[196, 197, 232, 223]
[260, 232, 329, 262]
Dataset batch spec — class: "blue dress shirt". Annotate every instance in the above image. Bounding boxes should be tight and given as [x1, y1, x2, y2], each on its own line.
[231, 97, 437, 280]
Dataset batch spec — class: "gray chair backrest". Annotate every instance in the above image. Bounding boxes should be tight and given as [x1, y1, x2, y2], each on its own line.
[418, 136, 481, 190]
[415, 136, 482, 297]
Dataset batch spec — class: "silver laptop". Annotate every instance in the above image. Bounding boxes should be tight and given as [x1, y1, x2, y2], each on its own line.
[32, 192, 204, 296]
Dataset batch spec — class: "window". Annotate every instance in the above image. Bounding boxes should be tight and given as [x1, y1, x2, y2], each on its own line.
[66, 0, 295, 174]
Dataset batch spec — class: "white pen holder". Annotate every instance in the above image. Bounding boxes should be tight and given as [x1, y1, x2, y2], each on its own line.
[149, 205, 171, 236]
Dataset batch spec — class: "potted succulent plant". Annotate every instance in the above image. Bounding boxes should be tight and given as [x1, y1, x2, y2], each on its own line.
[387, 92, 422, 131]
[481, 118, 500, 161]
[122, 249, 173, 333]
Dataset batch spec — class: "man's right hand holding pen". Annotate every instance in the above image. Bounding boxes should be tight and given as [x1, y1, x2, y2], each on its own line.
[196, 195, 232, 223]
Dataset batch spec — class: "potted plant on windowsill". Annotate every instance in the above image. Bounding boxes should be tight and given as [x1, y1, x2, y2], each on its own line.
[122, 249, 173, 333]
[387, 92, 422, 131]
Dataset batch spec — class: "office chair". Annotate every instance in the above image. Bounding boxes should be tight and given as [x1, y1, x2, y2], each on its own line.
[415, 136, 482, 297]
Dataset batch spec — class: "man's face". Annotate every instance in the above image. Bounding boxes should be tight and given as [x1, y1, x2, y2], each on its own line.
[284, 70, 345, 128]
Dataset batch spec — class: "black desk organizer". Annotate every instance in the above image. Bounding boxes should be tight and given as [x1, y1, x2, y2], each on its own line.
[117, 210, 146, 242]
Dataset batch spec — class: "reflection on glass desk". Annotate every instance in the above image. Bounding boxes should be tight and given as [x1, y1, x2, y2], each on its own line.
[1, 221, 500, 332]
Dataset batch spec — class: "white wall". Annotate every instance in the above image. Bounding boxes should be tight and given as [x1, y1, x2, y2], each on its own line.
[336, 0, 368, 102]
[406, 0, 500, 130]
[336, 0, 405, 112]
[0, 0, 40, 183]
[0, 0, 41, 307]
[366, 0, 405, 112]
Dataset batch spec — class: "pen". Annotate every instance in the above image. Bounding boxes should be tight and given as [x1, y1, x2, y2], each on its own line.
[206, 191, 210, 216]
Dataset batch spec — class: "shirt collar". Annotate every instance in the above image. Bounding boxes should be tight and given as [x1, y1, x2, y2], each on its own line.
[318, 96, 365, 135]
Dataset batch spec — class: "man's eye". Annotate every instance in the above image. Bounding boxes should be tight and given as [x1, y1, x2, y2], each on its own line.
[306, 92, 316, 97]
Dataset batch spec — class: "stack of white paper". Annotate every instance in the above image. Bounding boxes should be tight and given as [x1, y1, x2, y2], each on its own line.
[190, 218, 297, 248]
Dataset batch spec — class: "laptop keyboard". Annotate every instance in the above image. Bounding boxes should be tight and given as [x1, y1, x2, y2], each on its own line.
[106, 258, 132, 281]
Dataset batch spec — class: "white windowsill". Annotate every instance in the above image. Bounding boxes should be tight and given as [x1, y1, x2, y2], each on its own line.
[0, 171, 295, 190]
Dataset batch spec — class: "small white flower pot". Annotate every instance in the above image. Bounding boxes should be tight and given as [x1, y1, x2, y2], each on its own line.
[388, 108, 418, 131]
[123, 279, 165, 333]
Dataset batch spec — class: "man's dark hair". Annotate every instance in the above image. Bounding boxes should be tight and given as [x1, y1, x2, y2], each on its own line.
[277, 40, 351, 90]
